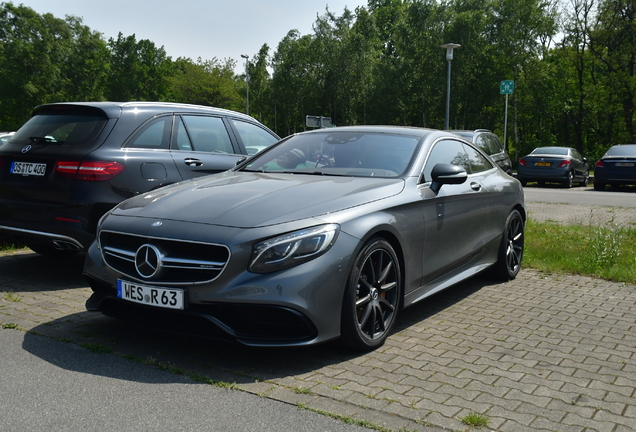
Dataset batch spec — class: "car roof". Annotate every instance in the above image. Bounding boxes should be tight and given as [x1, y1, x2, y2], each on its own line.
[298, 125, 444, 138]
[33, 101, 258, 122]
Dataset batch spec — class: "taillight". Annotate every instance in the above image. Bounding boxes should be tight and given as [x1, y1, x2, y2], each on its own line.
[55, 161, 124, 181]
[557, 160, 571, 168]
[595, 161, 604, 168]
[518, 158, 526, 167]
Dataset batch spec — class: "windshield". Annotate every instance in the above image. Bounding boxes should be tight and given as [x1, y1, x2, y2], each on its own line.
[606, 145, 636, 157]
[242, 131, 420, 178]
[531, 147, 569, 156]
[11, 107, 108, 146]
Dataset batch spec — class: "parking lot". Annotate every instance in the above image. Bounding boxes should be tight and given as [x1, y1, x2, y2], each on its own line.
[1, 198, 635, 431]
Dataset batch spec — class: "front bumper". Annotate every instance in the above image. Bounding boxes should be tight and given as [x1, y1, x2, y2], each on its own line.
[83, 222, 359, 346]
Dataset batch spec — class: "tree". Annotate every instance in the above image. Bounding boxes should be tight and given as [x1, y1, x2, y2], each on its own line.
[0, 2, 107, 129]
[105, 32, 171, 101]
[167, 57, 241, 110]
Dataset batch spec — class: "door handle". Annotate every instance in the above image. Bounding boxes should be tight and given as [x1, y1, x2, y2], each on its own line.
[184, 158, 203, 167]
[470, 182, 482, 191]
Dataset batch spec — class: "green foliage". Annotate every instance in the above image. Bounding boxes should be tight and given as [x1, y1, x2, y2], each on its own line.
[167, 57, 241, 110]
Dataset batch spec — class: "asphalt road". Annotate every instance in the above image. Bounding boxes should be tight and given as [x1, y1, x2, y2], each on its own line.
[523, 184, 636, 207]
[0, 328, 371, 432]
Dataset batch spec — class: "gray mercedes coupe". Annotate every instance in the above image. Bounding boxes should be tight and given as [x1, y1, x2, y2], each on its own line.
[83, 126, 526, 351]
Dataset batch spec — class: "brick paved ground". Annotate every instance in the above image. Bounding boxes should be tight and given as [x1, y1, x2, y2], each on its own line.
[1, 244, 635, 432]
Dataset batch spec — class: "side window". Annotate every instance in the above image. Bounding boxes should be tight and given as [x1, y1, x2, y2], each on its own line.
[181, 116, 235, 154]
[463, 143, 494, 174]
[474, 134, 490, 155]
[489, 134, 504, 153]
[572, 149, 583, 160]
[127, 117, 172, 149]
[172, 117, 193, 151]
[422, 140, 469, 182]
[231, 120, 278, 155]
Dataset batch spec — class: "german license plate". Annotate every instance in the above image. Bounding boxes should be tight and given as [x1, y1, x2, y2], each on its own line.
[535, 162, 551, 167]
[10, 161, 47, 176]
[117, 280, 185, 310]
[616, 162, 634, 167]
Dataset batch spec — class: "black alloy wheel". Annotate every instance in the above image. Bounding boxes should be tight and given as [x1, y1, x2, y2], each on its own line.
[340, 238, 401, 351]
[490, 210, 525, 280]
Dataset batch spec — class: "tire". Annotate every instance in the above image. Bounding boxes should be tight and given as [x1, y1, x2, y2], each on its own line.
[27, 243, 79, 258]
[565, 171, 573, 188]
[340, 238, 401, 351]
[490, 210, 524, 281]
[579, 174, 588, 187]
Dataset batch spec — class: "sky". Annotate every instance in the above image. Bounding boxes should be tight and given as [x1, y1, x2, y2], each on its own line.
[17, 0, 369, 72]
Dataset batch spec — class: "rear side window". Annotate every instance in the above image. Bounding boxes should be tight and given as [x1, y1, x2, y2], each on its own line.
[126, 116, 172, 150]
[11, 108, 107, 146]
[231, 120, 278, 155]
[182, 116, 234, 154]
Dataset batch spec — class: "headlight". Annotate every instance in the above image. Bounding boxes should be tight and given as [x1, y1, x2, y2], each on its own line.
[249, 224, 340, 273]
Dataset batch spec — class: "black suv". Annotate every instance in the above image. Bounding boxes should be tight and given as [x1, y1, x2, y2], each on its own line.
[0, 102, 279, 255]
[451, 129, 513, 175]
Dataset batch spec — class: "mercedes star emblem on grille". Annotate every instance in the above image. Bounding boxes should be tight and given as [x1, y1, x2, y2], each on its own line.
[135, 244, 162, 278]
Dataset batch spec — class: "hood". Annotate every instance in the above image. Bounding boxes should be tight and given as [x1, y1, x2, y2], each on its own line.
[113, 171, 405, 228]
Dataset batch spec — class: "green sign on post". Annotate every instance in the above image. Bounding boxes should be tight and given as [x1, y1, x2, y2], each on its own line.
[500, 80, 514, 94]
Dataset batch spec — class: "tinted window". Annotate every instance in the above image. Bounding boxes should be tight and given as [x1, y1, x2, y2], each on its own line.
[172, 117, 192, 151]
[422, 140, 468, 182]
[532, 147, 568, 156]
[11, 112, 107, 146]
[606, 145, 636, 157]
[182, 116, 234, 154]
[127, 117, 172, 149]
[231, 120, 278, 155]
[474, 134, 491, 154]
[463, 143, 494, 173]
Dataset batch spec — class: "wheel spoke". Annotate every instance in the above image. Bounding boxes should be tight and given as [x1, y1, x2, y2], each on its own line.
[356, 293, 371, 308]
[378, 260, 393, 284]
[358, 302, 372, 330]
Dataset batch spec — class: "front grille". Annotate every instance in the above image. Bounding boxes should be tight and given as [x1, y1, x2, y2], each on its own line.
[100, 230, 230, 284]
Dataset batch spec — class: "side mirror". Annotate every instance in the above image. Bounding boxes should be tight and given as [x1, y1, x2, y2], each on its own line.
[430, 163, 467, 194]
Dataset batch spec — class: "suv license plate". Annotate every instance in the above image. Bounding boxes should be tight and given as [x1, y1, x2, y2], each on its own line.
[616, 162, 634, 167]
[10, 161, 47, 176]
[117, 280, 185, 310]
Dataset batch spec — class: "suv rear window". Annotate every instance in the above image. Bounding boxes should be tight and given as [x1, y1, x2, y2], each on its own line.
[11, 107, 108, 146]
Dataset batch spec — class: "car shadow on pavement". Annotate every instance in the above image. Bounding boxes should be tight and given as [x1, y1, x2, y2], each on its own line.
[0, 249, 87, 291]
[19, 270, 500, 388]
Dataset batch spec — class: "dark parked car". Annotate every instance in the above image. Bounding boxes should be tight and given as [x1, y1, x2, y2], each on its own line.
[517, 146, 589, 187]
[0, 102, 279, 255]
[593, 144, 636, 191]
[451, 129, 513, 175]
[83, 126, 526, 351]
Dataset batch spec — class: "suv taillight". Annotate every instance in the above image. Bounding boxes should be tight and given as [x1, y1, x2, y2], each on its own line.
[56, 161, 124, 181]
[595, 161, 604, 168]
[518, 158, 526, 167]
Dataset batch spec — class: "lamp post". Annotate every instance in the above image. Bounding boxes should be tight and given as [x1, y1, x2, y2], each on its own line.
[241, 54, 249, 115]
[440, 43, 460, 130]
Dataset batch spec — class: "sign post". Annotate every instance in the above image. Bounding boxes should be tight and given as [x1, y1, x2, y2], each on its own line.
[500, 80, 514, 159]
